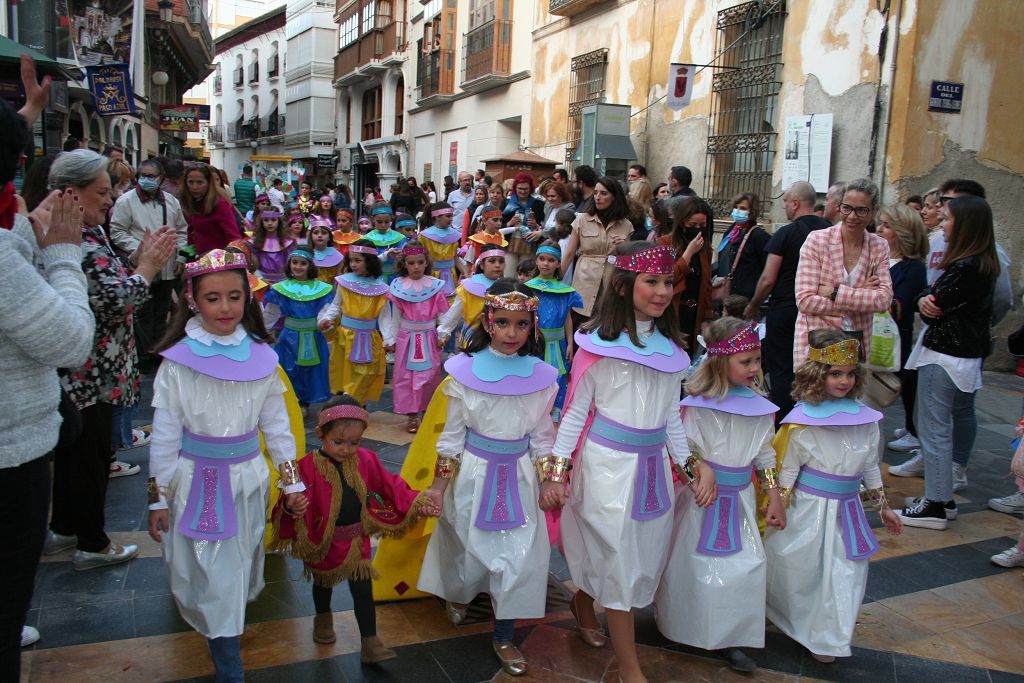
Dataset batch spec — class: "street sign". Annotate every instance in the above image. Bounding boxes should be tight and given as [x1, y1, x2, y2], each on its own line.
[929, 81, 963, 113]
[317, 153, 337, 169]
[158, 105, 200, 132]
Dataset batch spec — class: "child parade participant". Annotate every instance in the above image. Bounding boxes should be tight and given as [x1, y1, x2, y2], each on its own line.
[333, 209, 359, 254]
[309, 220, 344, 285]
[244, 193, 272, 232]
[765, 330, 902, 663]
[286, 214, 308, 245]
[437, 248, 506, 349]
[263, 246, 334, 411]
[464, 205, 510, 267]
[148, 250, 307, 682]
[250, 210, 295, 285]
[419, 202, 462, 294]
[318, 240, 394, 403]
[553, 242, 715, 683]
[273, 395, 439, 658]
[655, 318, 784, 673]
[393, 212, 419, 240]
[418, 279, 561, 677]
[363, 201, 406, 284]
[357, 216, 372, 234]
[226, 240, 269, 302]
[386, 242, 449, 433]
[524, 242, 582, 421]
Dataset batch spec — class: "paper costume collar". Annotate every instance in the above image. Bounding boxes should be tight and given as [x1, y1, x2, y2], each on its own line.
[444, 347, 558, 396]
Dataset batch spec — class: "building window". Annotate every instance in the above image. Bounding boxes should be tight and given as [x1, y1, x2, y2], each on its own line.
[394, 79, 404, 135]
[565, 48, 608, 163]
[361, 87, 383, 140]
[340, 13, 359, 49]
[422, 0, 442, 20]
[703, 1, 787, 217]
[468, 0, 495, 29]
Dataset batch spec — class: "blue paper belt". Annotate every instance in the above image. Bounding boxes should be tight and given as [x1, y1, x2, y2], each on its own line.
[463, 428, 530, 532]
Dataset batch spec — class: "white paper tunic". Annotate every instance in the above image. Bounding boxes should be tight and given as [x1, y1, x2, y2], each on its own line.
[764, 421, 881, 657]
[655, 406, 775, 649]
[417, 354, 557, 620]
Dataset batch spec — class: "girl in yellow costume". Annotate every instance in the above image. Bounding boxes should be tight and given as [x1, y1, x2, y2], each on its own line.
[418, 202, 462, 295]
[317, 239, 394, 403]
[436, 248, 505, 350]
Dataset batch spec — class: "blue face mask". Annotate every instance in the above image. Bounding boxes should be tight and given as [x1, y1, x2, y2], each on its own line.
[731, 208, 750, 223]
[138, 177, 160, 193]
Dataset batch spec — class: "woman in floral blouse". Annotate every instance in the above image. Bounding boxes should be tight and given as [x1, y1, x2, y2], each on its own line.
[45, 150, 177, 571]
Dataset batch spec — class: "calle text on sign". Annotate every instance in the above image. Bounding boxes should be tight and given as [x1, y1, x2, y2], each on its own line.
[929, 81, 964, 114]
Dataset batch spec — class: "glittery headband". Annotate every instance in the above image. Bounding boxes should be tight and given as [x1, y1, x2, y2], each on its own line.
[607, 245, 675, 275]
[287, 215, 305, 224]
[318, 404, 368, 427]
[807, 338, 860, 366]
[476, 248, 506, 264]
[255, 194, 270, 203]
[370, 206, 393, 216]
[289, 247, 315, 262]
[183, 249, 251, 309]
[348, 244, 378, 256]
[485, 291, 539, 312]
[706, 322, 761, 356]
[536, 245, 561, 259]
[402, 242, 428, 256]
[260, 210, 282, 219]
[431, 207, 454, 217]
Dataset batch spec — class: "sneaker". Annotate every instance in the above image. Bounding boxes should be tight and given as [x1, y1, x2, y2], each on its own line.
[952, 463, 968, 492]
[887, 433, 921, 451]
[21, 626, 39, 648]
[109, 460, 140, 478]
[73, 543, 139, 571]
[988, 491, 1024, 514]
[718, 648, 758, 672]
[888, 450, 924, 477]
[42, 530, 76, 555]
[991, 545, 1024, 568]
[904, 496, 957, 520]
[897, 498, 948, 530]
[892, 428, 908, 439]
[118, 428, 151, 450]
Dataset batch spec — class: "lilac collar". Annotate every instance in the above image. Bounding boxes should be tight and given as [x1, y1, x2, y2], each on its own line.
[574, 328, 689, 374]
[420, 226, 461, 244]
[781, 399, 882, 426]
[313, 246, 343, 267]
[389, 276, 446, 302]
[461, 273, 497, 298]
[681, 386, 778, 416]
[444, 348, 558, 396]
[160, 335, 278, 381]
[335, 272, 388, 297]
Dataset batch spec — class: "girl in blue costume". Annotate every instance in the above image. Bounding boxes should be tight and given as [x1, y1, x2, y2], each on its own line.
[263, 246, 334, 412]
[552, 242, 716, 683]
[524, 241, 582, 422]
[655, 317, 785, 673]
[419, 279, 562, 677]
[437, 247, 506, 350]
[363, 201, 406, 284]
[765, 329, 902, 664]
[148, 250, 309, 683]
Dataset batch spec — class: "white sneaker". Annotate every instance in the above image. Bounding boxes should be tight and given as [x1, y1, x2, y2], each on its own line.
[892, 428, 908, 439]
[888, 450, 924, 477]
[109, 460, 140, 478]
[887, 433, 921, 452]
[952, 463, 968, 493]
[989, 491, 1024, 514]
[21, 625, 39, 647]
[991, 545, 1024, 568]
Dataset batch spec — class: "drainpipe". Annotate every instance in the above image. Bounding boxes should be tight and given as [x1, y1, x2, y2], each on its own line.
[870, 0, 902, 203]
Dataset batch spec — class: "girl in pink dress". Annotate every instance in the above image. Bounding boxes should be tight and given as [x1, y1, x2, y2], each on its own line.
[386, 241, 450, 432]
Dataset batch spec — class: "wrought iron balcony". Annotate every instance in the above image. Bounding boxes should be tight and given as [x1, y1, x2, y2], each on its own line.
[416, 48, 454, 102]
[207, 124, 223, 143]
[241, 117, 260, 140]
[548, 0, 610, 17]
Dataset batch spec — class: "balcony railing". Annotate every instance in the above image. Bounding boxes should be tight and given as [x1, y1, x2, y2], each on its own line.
[228, 120, 244, 141]
[241, 117, 260, 140]
[462, 19, 512, 84]
[233, 67, 243, 87]
[417, 48, 454, 100]
[549, 0, 609, 17]
[334, 19, 406, 81]
[207, 125, 223, 143]
[261, 113, 285, 137]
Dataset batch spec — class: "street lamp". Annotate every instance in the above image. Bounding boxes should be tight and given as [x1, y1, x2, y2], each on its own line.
[158, 0, 174, 23]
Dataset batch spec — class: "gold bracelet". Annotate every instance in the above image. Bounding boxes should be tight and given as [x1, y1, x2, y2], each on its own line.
[756, 467, 779, 490]
[434, 456, 458, 480]
[279, 459, 300, 487]
[147, 477, 161, 505]
[779, 487, 793, 509]
[542, 456, 571, 484]
[682, 453, 703, 482]
[860, 486, 889, 511]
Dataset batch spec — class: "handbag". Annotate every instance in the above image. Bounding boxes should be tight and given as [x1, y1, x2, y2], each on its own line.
[863, 370, 902, 410]
[865, 310, 901, 372]
[711, 226, 755, 304]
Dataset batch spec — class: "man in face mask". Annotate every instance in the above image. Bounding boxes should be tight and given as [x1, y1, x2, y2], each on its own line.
[109, 158, 188, 374]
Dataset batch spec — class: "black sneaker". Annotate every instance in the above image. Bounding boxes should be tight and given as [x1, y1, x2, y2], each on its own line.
[903, 496, 957, 520]
[897, 498, 948, 530]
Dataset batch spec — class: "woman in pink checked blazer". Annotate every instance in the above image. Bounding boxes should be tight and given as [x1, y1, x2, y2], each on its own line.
[793, 179, 893, 366]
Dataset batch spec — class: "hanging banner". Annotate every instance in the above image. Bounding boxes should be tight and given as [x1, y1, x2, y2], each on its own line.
[87, 63, 135, 116]
[666, 63, 695, 111]
[158, 105, 201, 132]
[60, 0, 134, 67]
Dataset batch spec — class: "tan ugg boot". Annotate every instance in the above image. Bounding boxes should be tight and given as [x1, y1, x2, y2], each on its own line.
[313, 613, 336, 644]
[360, 635, 397, 663]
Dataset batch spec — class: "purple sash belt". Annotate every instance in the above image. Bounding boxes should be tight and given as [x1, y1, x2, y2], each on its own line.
[178, 429, 261, 541]
[795, 465, 879, 561]
[401, 319, 435, 371]
[463, 428, 531, 531]
[341, 314, 377, 363]
[435, 259, 456, 296]
[696, 461, 751, 556]
[587, 412, 670, 521]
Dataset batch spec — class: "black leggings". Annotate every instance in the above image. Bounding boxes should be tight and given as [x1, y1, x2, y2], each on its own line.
[313, 579, 376, 636]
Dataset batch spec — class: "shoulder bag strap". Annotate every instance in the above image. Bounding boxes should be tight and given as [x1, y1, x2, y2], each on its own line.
[727, 225, 757, 278]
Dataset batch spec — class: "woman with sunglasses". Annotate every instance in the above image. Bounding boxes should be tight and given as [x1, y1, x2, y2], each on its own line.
[792, 178, 893, 365]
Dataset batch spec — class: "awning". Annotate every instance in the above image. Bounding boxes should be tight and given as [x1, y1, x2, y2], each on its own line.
[0, 35, 83, 82]
[571, 134, 638, 162]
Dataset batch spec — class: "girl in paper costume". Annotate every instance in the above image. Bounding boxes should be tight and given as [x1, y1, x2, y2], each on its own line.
[262, 246, 334, 410]
[308, 220, 344, 285]
[437, 248, 506, 349]
[464, 204, 511, 266]
[273, 395, 439, 659]
[333, 209, 360, 256]
[654, 317, 785, 673]
[363, 201, 407, 284]
[418, 202, 462, 295]
[249, 210, 295, 285]
[552, 242, 716, 683]
[418, 279, 562, 677]
[524, 241, 583, 421]
[765, 329, 903, 663]
[385, 241, 450, 433]
[147, 249, 308, 683]
[318, 240, 394, 403]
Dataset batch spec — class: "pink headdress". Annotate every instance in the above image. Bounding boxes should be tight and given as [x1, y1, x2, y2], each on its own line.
[431, 207, 454, 217]
[706, 321, 761, 356]
[348, 244, 378, 256]
[402, 241, 428, 256]
[607, 245, 675, 275]
[475, 247, 506, 265]
[318, 404, 368, 428]
[183, 249, 251, 309]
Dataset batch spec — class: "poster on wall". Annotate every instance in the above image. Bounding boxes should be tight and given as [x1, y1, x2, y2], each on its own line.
[666, 63, 695, 110]
[781, 113, 833, 191]
[159, 105, 201, 133]
[86, 63, 135, 116]
[448, 142, 458, 179]
[58, 0, 134, 67]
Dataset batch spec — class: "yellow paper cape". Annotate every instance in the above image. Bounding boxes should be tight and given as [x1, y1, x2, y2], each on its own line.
[263, 367, 308, 550]
[370, 377, 450, 601]
[756, 423, 798, 536]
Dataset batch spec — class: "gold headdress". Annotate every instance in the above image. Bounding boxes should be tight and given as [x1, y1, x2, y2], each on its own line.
[807, 338, 859, 366]
[484, 291, 540, 341]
